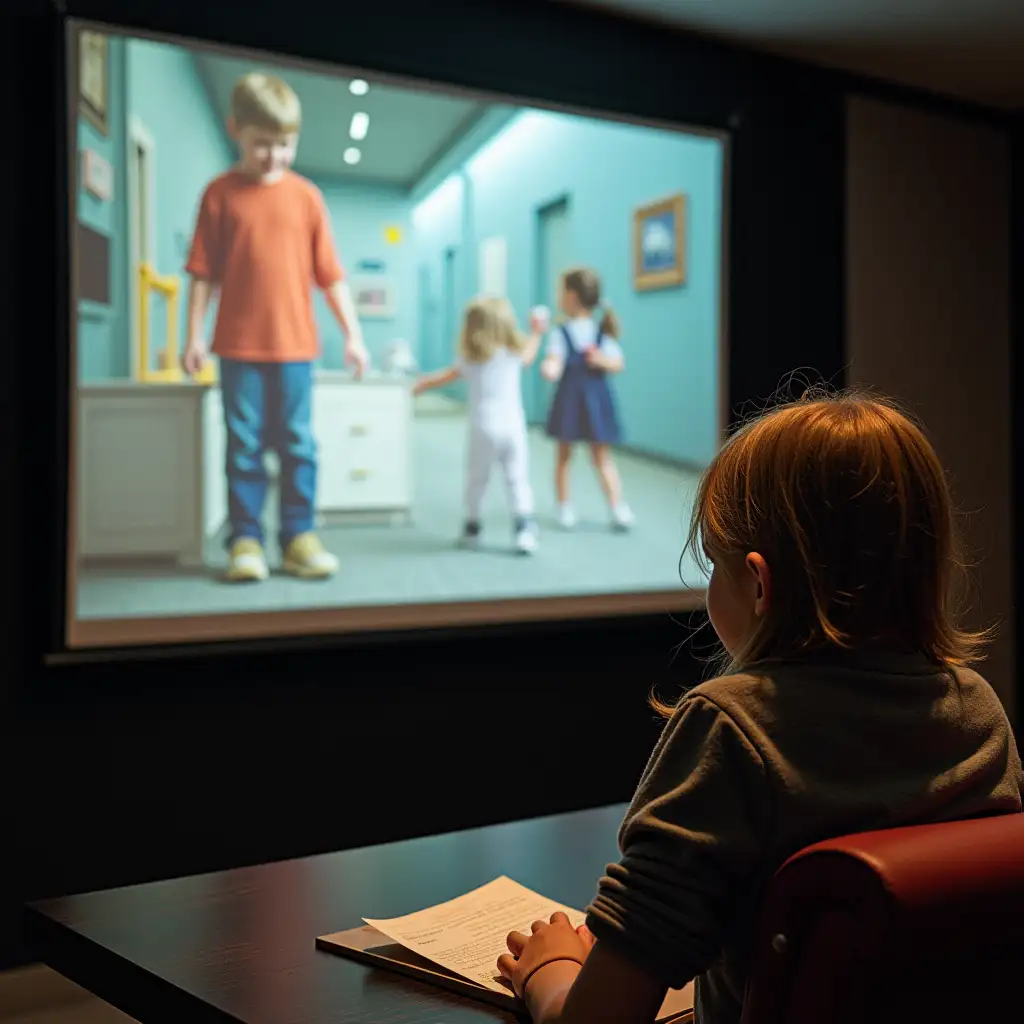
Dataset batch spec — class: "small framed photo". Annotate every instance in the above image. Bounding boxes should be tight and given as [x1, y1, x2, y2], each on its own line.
[633, 194, 686, 292]
[79, 30, 109, 135]
[351, 275, 395, 320]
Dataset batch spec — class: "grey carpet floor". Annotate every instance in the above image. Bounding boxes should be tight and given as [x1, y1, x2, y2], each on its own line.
[76, 402, 706, 620]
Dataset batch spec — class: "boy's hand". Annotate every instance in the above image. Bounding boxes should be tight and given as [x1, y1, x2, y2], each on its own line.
[346, 338, 369, 380]
[182, 340, 207, 376]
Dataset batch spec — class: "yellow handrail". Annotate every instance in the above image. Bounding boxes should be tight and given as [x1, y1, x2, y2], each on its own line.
[136, 262, 217, 385]
[138, 262, 181, 382]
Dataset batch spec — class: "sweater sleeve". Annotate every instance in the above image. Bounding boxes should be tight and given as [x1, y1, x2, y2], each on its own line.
[586, 695, 769, 989]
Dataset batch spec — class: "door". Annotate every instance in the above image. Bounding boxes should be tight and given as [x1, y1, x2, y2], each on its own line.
[126, 118, 156, 379]
[440, 246, 464, 402]
[417, 264, 437, 371]
[530, 198, 570, 424]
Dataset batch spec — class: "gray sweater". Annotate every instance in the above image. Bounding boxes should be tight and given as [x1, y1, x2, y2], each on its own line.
[585, 650, 1022, 1024]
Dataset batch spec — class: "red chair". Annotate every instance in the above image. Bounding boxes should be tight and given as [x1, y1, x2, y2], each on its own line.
[741, 813, 1024, 1024]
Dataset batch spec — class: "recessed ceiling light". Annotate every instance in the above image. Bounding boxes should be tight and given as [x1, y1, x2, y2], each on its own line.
[349, 79, 369, 96]
[350, 112, 369, 141]
[343, 147, 361, 165]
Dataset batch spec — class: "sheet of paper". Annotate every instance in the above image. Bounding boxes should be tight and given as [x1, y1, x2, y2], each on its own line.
[364, 876, 587, 994]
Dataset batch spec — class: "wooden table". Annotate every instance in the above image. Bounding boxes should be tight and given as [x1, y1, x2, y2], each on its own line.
[24, 804, 630, 1024]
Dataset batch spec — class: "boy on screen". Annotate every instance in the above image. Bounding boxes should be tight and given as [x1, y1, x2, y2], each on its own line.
[183, 72, 369, 583]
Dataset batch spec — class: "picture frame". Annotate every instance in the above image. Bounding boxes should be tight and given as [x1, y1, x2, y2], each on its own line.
[79, 30, 109, 136]
[351, 274, 395, 320]
[633, 194, 686, 291]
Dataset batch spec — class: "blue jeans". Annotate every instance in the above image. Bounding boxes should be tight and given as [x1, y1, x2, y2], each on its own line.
[220, 359, 316, 550]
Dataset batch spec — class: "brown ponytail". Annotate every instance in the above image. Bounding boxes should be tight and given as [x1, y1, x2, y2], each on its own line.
[598, 304, 621, 339]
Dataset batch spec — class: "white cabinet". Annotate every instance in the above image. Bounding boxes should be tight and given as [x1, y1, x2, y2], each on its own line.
[314, 378, 412, 516]
[75, 375, 412, 563]
[77, 383, 218, 564]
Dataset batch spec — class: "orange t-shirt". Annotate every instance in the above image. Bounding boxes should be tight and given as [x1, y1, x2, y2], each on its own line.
[186, 170, 344, 362]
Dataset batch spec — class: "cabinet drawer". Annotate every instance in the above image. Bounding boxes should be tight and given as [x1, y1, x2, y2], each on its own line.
[314, 384, 411, 510]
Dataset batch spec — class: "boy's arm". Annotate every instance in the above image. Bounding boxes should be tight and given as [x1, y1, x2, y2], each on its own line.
[183, 279, 214, 374]
[182, 185, 221, 374]
[412, 365, 461, 396]
[323, 280, 369, 379]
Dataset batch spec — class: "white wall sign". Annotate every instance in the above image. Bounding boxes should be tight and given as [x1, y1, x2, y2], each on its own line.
[352, 274, 395, 320]
[478, 236, 508, 298]
[81, 148, 113, 201]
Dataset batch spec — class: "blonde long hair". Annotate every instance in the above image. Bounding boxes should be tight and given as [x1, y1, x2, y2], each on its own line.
[653, 388, 991, 717]
[458, 297, 527, 364]
[562, 267, 620, 339]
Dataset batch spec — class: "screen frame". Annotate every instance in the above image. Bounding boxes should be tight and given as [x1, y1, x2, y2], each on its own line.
[56, 15, 731, 659]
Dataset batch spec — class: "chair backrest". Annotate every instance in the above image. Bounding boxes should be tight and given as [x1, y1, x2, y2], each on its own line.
[741, 813, 1024, 1024]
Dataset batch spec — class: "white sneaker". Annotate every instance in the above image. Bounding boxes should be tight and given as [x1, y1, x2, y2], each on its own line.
[557, 505, 576, 530]
[515, 526, 539, 555]
[225, 538, 269, 582]
[612, 503, 635, 531]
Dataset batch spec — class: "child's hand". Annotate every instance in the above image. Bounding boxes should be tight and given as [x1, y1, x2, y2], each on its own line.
[496, 912, 593, 1000]
[529, 306, 551, 335]
[182, 340, 207, 377]
[412, 378, 426, 397]
[584, 347, 603, 369]
[540, 358, 561, 383]
[346, 338, 370, 380]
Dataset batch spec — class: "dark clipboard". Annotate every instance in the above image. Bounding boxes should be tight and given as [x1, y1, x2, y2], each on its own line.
[316, 924, 695, 1021]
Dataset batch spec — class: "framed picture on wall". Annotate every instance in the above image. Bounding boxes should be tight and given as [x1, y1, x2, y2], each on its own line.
[633, 194, 686, 291]
[352, 275, 395, 320]
[79, 30, 109, 135]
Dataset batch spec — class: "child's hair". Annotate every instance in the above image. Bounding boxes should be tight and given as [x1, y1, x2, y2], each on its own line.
[231, 73, 302, 134]
[458, 297, 527, 364]
[562, 267, 621, 339]
[655, 389, 990, 715]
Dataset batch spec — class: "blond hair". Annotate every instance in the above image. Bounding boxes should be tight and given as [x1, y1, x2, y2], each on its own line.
[562, 267, 620, 339]
[458, 297, 527, 364]
[653, 389, 991, 717]
[231, 73, 301, 133]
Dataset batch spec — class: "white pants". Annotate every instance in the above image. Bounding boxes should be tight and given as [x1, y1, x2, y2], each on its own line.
[465, 425, 534, 521]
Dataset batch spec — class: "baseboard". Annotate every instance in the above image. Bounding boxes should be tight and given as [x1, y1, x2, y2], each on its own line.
[0, 964, 94, 1019]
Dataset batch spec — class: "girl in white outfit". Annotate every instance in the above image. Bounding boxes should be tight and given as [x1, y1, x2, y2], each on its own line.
[414, 297, 543, 555]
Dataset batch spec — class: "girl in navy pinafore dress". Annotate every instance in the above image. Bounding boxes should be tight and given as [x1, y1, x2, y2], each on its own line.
[541, 267, 634, 531]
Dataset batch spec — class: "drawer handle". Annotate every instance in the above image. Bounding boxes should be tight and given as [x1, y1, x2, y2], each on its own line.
[350, 424, 370, 436]
[350, 468, 371, 481]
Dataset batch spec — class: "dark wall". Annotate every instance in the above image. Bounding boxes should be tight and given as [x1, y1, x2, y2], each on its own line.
[5, 0, 970, 970]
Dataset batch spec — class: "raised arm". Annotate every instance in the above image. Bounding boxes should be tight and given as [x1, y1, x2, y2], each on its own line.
[521, 331, 544, 368]
[413, 365, 461, 396]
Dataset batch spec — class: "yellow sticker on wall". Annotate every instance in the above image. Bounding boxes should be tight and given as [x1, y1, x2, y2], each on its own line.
[384, 225, 403, 245]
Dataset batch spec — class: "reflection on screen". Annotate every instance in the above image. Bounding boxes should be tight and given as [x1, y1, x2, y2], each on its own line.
[68, 22, 726, 648]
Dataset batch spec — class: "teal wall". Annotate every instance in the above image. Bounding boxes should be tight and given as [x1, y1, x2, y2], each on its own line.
[312, 179, 415, 369]
[125, 40, 234, 374]
[411, 109, 724, 467]
[77, 38, 232, 381]
[76, 37, 128, 381]
[411, 172, 467, 378]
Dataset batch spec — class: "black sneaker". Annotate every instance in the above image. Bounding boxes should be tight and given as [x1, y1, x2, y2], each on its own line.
[458, 520, 482, 549]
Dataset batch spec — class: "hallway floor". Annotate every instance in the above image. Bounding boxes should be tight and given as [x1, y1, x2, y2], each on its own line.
[75, 400, 706, 622]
